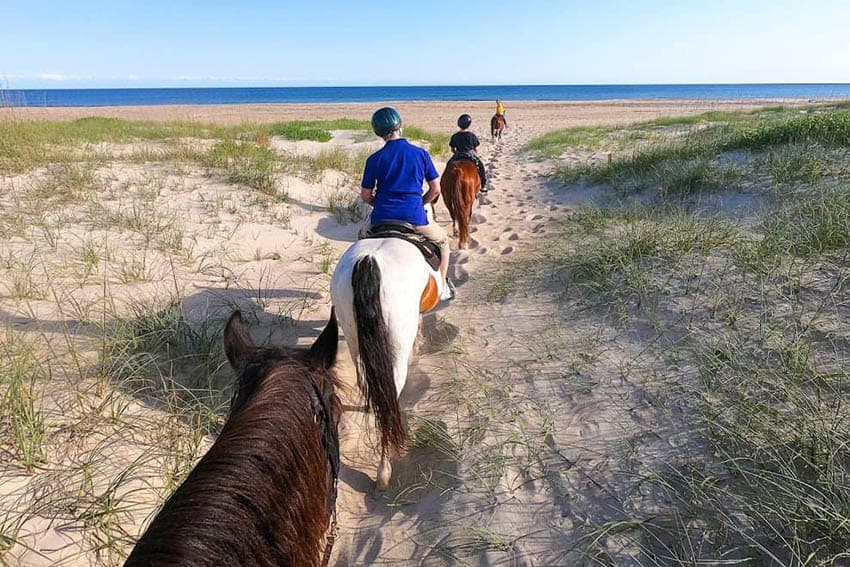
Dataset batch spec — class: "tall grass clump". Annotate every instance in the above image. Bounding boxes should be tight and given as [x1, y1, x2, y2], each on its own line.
[325, 186, 367, 224]
[1, 337, 47, 473]
[294, 147, 373, 179]
[760, 185, 850, 257]
[202, 140, 279, 196]
[546, 207, 740, 309]
[404, 125, 449, 156]
[101, 299, 228, 403]
[267, 118, 370, 142]
[525, 126, 617, 157]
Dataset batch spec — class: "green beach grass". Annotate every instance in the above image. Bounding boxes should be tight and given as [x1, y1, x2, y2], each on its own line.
[495, 102, 850, 563]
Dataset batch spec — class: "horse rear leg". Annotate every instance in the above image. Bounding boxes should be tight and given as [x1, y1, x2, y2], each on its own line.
[377, 446, 392, 488]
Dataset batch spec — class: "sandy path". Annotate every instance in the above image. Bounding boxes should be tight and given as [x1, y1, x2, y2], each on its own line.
[329, 118, 579, 565]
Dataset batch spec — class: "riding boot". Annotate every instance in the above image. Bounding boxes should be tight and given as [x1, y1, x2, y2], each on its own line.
[476, 160, 487, 189]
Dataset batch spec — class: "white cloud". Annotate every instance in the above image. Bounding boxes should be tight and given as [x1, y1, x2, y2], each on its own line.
[32, 73, 95, 81]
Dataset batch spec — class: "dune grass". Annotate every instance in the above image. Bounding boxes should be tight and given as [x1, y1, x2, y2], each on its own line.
[524, 107, 786, 158]
[0, 116, 371, 172]
[1, 336, 47, 474]
[546, 107, 850, 195]
[507, 104, 850, 563]
[511, 200, 850, 562]
[403, 125, 450, 157]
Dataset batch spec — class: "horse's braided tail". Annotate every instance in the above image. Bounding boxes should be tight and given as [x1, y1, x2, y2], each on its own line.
[351, 255, 406, 453]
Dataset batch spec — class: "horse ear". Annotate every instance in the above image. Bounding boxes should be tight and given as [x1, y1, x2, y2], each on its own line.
[223, 310, 255, 372]
[307, 308, 338, 370]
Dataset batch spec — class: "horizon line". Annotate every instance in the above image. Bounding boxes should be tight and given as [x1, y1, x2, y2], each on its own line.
[4, 81, 850, 91]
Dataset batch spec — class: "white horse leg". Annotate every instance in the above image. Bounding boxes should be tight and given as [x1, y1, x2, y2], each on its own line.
[377, 446, 392, 488]
[374, 302, 418, 488]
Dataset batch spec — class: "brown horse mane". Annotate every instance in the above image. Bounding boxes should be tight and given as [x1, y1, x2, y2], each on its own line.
[125, 310, 340, 567]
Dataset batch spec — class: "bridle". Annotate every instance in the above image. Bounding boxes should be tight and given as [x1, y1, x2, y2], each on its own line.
[308, 379, 340, 567]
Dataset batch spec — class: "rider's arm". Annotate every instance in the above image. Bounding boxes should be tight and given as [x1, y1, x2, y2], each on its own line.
[422, 178, 440, 204]
[360, 155, 377, 205]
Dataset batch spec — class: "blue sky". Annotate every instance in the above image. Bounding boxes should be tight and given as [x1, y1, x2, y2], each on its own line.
[2, 0, 849, 88]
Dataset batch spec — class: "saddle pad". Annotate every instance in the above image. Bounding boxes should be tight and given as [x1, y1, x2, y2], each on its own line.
[419, 274, 439, 313]
[363, 223, 442, 272]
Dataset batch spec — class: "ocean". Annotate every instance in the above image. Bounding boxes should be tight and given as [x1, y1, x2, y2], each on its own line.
[3, 84, 850, 107]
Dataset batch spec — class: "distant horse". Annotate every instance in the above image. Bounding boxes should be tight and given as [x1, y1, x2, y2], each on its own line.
[125, 310, 341, 567]
[441, 160, 481, 249]
[331, 236, 444, 487]
[491, 114, 506, 141]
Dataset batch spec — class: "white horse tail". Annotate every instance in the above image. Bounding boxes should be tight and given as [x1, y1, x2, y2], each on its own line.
[351, 255, 406, 454]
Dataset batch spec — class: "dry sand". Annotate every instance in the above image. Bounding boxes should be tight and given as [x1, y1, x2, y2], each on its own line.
[0, 98, 799, 565]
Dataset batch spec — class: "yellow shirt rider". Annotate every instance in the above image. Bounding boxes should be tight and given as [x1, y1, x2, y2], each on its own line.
[495, 100, 507, 126]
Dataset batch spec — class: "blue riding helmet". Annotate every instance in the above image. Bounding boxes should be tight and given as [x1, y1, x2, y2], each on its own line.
[371, 107, 402, 137]
[457, 114, 472, 129]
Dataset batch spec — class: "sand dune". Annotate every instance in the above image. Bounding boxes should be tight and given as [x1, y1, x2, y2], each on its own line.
[0, 98, 798, 565]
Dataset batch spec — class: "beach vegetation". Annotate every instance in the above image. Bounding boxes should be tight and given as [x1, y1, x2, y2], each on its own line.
[512, 103, 850, 563]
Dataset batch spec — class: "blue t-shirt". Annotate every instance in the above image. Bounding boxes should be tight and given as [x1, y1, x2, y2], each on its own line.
[361, 138, 439, 226]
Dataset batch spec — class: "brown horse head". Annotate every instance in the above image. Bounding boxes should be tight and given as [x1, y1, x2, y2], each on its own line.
[491, 114, 506, 141]
[125, 310, 340, 567]
[440, 160, 481, 249]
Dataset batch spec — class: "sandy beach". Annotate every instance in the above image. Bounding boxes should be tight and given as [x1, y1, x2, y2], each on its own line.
[0, 97, 809, 565]
[2, 98, 794, 131]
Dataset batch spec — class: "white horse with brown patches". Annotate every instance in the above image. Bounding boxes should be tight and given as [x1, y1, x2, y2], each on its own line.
[330, 237, 442, 488]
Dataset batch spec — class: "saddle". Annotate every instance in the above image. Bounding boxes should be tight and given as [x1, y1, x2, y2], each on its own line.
[361, 222, 442, 272]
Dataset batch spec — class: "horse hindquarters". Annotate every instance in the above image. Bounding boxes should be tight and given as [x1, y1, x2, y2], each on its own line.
[443, 162, 478, 249]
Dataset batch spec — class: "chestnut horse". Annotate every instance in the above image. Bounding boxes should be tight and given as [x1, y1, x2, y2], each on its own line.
[330, 237, 445, 487]
[441, 159, 481, 249]
[491, 114, 506, 141]
[125, 310, 341, 567]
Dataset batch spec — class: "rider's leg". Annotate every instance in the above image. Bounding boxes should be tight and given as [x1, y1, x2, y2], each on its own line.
[474, 155, 487, 188]
[415, 222, 451, 287]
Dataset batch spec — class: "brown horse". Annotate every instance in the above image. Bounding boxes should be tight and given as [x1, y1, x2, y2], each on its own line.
[125, 310, 340, 567]
[441, 159, 481, 249]
[491, 114, 506, 141]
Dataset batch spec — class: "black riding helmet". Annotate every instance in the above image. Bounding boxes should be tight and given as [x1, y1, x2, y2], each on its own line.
[371, 107, 402, 137]
[457, 114, 472, 129]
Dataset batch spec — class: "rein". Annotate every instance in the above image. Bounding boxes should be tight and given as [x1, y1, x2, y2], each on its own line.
[307, 379, 340, 567]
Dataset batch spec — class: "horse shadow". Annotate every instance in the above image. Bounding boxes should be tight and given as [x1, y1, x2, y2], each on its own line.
[315, 216, 360, 243]
[4, 284, 330, 421]
[335, 316, 464, 565]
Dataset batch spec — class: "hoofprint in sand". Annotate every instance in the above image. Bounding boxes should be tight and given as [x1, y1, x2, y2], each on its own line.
[0, 99, 789, 566]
